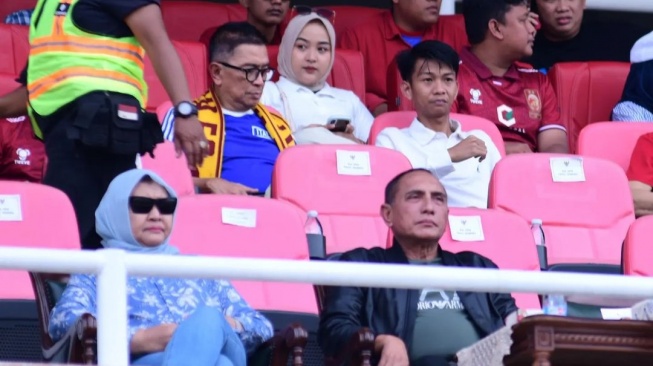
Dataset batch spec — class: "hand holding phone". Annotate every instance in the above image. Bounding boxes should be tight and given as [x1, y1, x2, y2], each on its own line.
[328, 118, 351, 133]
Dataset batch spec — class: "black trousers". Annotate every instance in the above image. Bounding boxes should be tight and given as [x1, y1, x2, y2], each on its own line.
[38, 101, 136, 250]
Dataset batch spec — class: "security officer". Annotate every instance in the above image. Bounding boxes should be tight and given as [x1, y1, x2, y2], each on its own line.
[26, 0, 208, 249]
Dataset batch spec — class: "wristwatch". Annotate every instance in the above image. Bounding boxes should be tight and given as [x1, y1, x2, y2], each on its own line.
[173, 101, 198, 118]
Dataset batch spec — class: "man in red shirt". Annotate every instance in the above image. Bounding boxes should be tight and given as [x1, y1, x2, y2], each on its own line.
[627, 133, 653, 218]
[339, 0, 468, 116]
[452, 0, 568, 154]
[0, 85, 45, 182]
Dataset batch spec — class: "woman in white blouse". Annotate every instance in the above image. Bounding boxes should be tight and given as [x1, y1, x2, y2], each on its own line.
[261, 12, 373, 144]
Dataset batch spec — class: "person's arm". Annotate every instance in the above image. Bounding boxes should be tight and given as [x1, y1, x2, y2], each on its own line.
[193, 177, 258, 195]
[48, 275, 98, 342]
[627, 134, 653, 217]
[629, 181, 653, 218]
[124, 4, 207, 167]
[537, 75, 569, 153]
[0, 86, 28, 118]
[215, 279, 274, 354]
[130, 324, 177, 354]
[537, 128, 568, 153]
[351, 92, 374, 143]
[375, 129, 455, 177]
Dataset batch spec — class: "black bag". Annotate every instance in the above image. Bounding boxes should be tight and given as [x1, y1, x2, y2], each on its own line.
[67, 91, 163, 157]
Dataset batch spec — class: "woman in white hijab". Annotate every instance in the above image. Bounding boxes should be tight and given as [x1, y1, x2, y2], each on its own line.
[261, 12, 374, 144]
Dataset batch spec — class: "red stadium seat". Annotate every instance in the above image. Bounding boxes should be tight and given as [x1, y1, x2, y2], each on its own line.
[548, 62, 630, 153]
[272, 144, 412, 253]
[0, 181, 80, 300]
[143, 40, 208, 111]
[489, 153, 635, 267]
[266, 45, 366, 103]
[161, 1, 246, 42]
[368, 111, 506, 156]
[171, 194, 317, 314]
[328, 6, 383, 38]
[140, 141, 194, 197]
[623, 215, 653, 277]
[0, 24, 29, 76]
[0, 0, 36, 21]
[577, 122, 653, 171]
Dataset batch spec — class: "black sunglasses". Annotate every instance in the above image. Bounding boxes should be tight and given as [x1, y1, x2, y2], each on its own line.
[291, 5, 336, 24]
[218, 62, 274, 83]
[129, 196, 177, 215]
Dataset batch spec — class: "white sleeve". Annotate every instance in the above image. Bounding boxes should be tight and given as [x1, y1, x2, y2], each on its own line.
[350, 92, 374, 142]
[260, 82, 285, 117]
[375, 128, 455, 177]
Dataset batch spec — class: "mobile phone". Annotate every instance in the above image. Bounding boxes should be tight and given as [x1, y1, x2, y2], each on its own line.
[328, 118, 350, 133]
[247, 191, 265, 196]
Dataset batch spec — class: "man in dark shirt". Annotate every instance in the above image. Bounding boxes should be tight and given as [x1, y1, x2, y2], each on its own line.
[528, 0, 648, 71]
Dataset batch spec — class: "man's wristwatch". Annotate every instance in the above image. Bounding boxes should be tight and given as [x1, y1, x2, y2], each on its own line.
[174, 101, 198, 118]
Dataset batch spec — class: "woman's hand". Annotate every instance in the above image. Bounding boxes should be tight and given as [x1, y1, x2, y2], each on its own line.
[130, 323, 178, 354]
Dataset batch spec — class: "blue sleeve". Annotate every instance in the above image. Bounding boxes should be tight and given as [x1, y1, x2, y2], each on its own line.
[48, 274, 98, 342]
[215, 280, 274, 354]
[161, 107, 176, 142]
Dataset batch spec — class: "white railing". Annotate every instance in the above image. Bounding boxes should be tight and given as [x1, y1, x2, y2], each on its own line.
[2, 246, 653, 365]
[443, 0, 653, 14]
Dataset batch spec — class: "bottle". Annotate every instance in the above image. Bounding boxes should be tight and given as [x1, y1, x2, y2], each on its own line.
[305, 210, 326, 259]
[531, 219, 548, 270]
[543, 294, 568, 316]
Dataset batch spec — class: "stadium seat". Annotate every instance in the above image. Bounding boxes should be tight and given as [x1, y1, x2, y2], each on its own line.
[266, 46, 366, 103]
[367, 111, 507, 156]
[140, 141, 194, 197]
[623, 215, 653, 277]
[577, 122, 653, 171]
[143, 41, 208, 112]
[0, 23, 29, 76]
[272, 144, 412, 253]
[328, 5, 384, 38]
[161, 1, 246, 42]
[0, 0, 36, 25]
[489, 153, 635, 267]
[548, 61, 630, 153]
[386, 55, 415, 112]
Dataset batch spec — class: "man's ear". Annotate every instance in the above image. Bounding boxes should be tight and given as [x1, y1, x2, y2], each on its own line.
[209, 62, 223, 87]
[488, 19, 505, 41]
[400, 80, 413, 101]
[380, 204, 393, 227]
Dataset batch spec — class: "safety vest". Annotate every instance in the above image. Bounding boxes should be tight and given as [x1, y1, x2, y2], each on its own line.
[27, 0, 148, 137]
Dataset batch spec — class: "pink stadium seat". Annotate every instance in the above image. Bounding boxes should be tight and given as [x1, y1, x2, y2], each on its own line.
[489, 153, 635, 266]
[272, 144, 412, 253]
[0, 0, 36, 23]
[140, 141, 194, 197]
[623, 215, 653, 277]
[170, 194, 317, 314]
[161, 1, 246, 42]
[0, 24, 29, 76]
[0, 181, 80, 299]
[577, 122, 653, 171]
[367, 111, 506, 156]
[266, 46, 367, 103]
[548, 62, 630, 153]
[143, 41, 208, 112]
[328, 6, 384, 38]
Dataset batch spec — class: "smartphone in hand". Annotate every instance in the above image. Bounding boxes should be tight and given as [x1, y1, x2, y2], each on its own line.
[328, 118, 350, 133]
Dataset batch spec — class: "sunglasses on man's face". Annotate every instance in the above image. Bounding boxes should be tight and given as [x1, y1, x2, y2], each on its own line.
[129, 196, 177, 215]
[291, 5, 336, 24]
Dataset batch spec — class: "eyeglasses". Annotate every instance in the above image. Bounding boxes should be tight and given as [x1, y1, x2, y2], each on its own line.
[129, 196, 177, 215]
[218, 62, 274, 83]
[291, 5, 336, 24]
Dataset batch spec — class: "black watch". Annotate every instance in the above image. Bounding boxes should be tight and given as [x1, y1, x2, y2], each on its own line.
[174, 101, 198, 118]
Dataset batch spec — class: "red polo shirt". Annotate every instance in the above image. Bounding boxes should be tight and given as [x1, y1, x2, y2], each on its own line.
[0, 116, 46, 182]
[627, 133, 653, 186]
[452, 47, 564, 151]
[339, 11, 468, 111]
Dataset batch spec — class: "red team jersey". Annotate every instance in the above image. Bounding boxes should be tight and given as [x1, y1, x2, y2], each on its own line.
[0, 116, 46, 182]
[452, 47, 565, 151]
[627, 132, 653, 186]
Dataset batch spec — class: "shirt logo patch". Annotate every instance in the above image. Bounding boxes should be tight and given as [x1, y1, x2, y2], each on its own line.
[6, 116, 25, 123]
[251, 126, 272, 140]
[525, 89, 542, 119]
[14, 148, 30, 165]
[469, 88, 483, 105]
[497, 105, 516, 127]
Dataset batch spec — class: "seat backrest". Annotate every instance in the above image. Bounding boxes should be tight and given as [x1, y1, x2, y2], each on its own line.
[170, 194, 317, 314]
[272, 144, 412, 253]
[0, 23, 29, 76]
[439, 208, 541, 309]
[623, 215, 653, 277]
[161, 1, 246, 41]
[368, 111, 506, 156]
[266, 46, 366, 103]
[0, 1, 36, 23]
[0, 182, 80, 299]
[386, 56, 415, 113]
[140, 142, 194, 197]
[548, 62, 630, 153]
[143, 41, 208, 111]
[489, 153, 634, 266]
[577, 122, 653, 171]
[329, 6, 384, 38]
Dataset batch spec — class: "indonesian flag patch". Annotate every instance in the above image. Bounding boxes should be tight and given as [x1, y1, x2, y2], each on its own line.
[117, 104, 138, 121]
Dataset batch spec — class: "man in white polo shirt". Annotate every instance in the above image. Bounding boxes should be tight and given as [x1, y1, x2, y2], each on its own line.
[375, 40, 501, 208]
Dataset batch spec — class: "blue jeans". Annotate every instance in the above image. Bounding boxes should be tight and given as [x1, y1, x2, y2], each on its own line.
[131, 307, 247, 366]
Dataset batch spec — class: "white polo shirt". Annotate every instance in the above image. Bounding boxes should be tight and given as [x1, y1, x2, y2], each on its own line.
[375, 119, 501, 208]
[261, 76, 374, 142]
